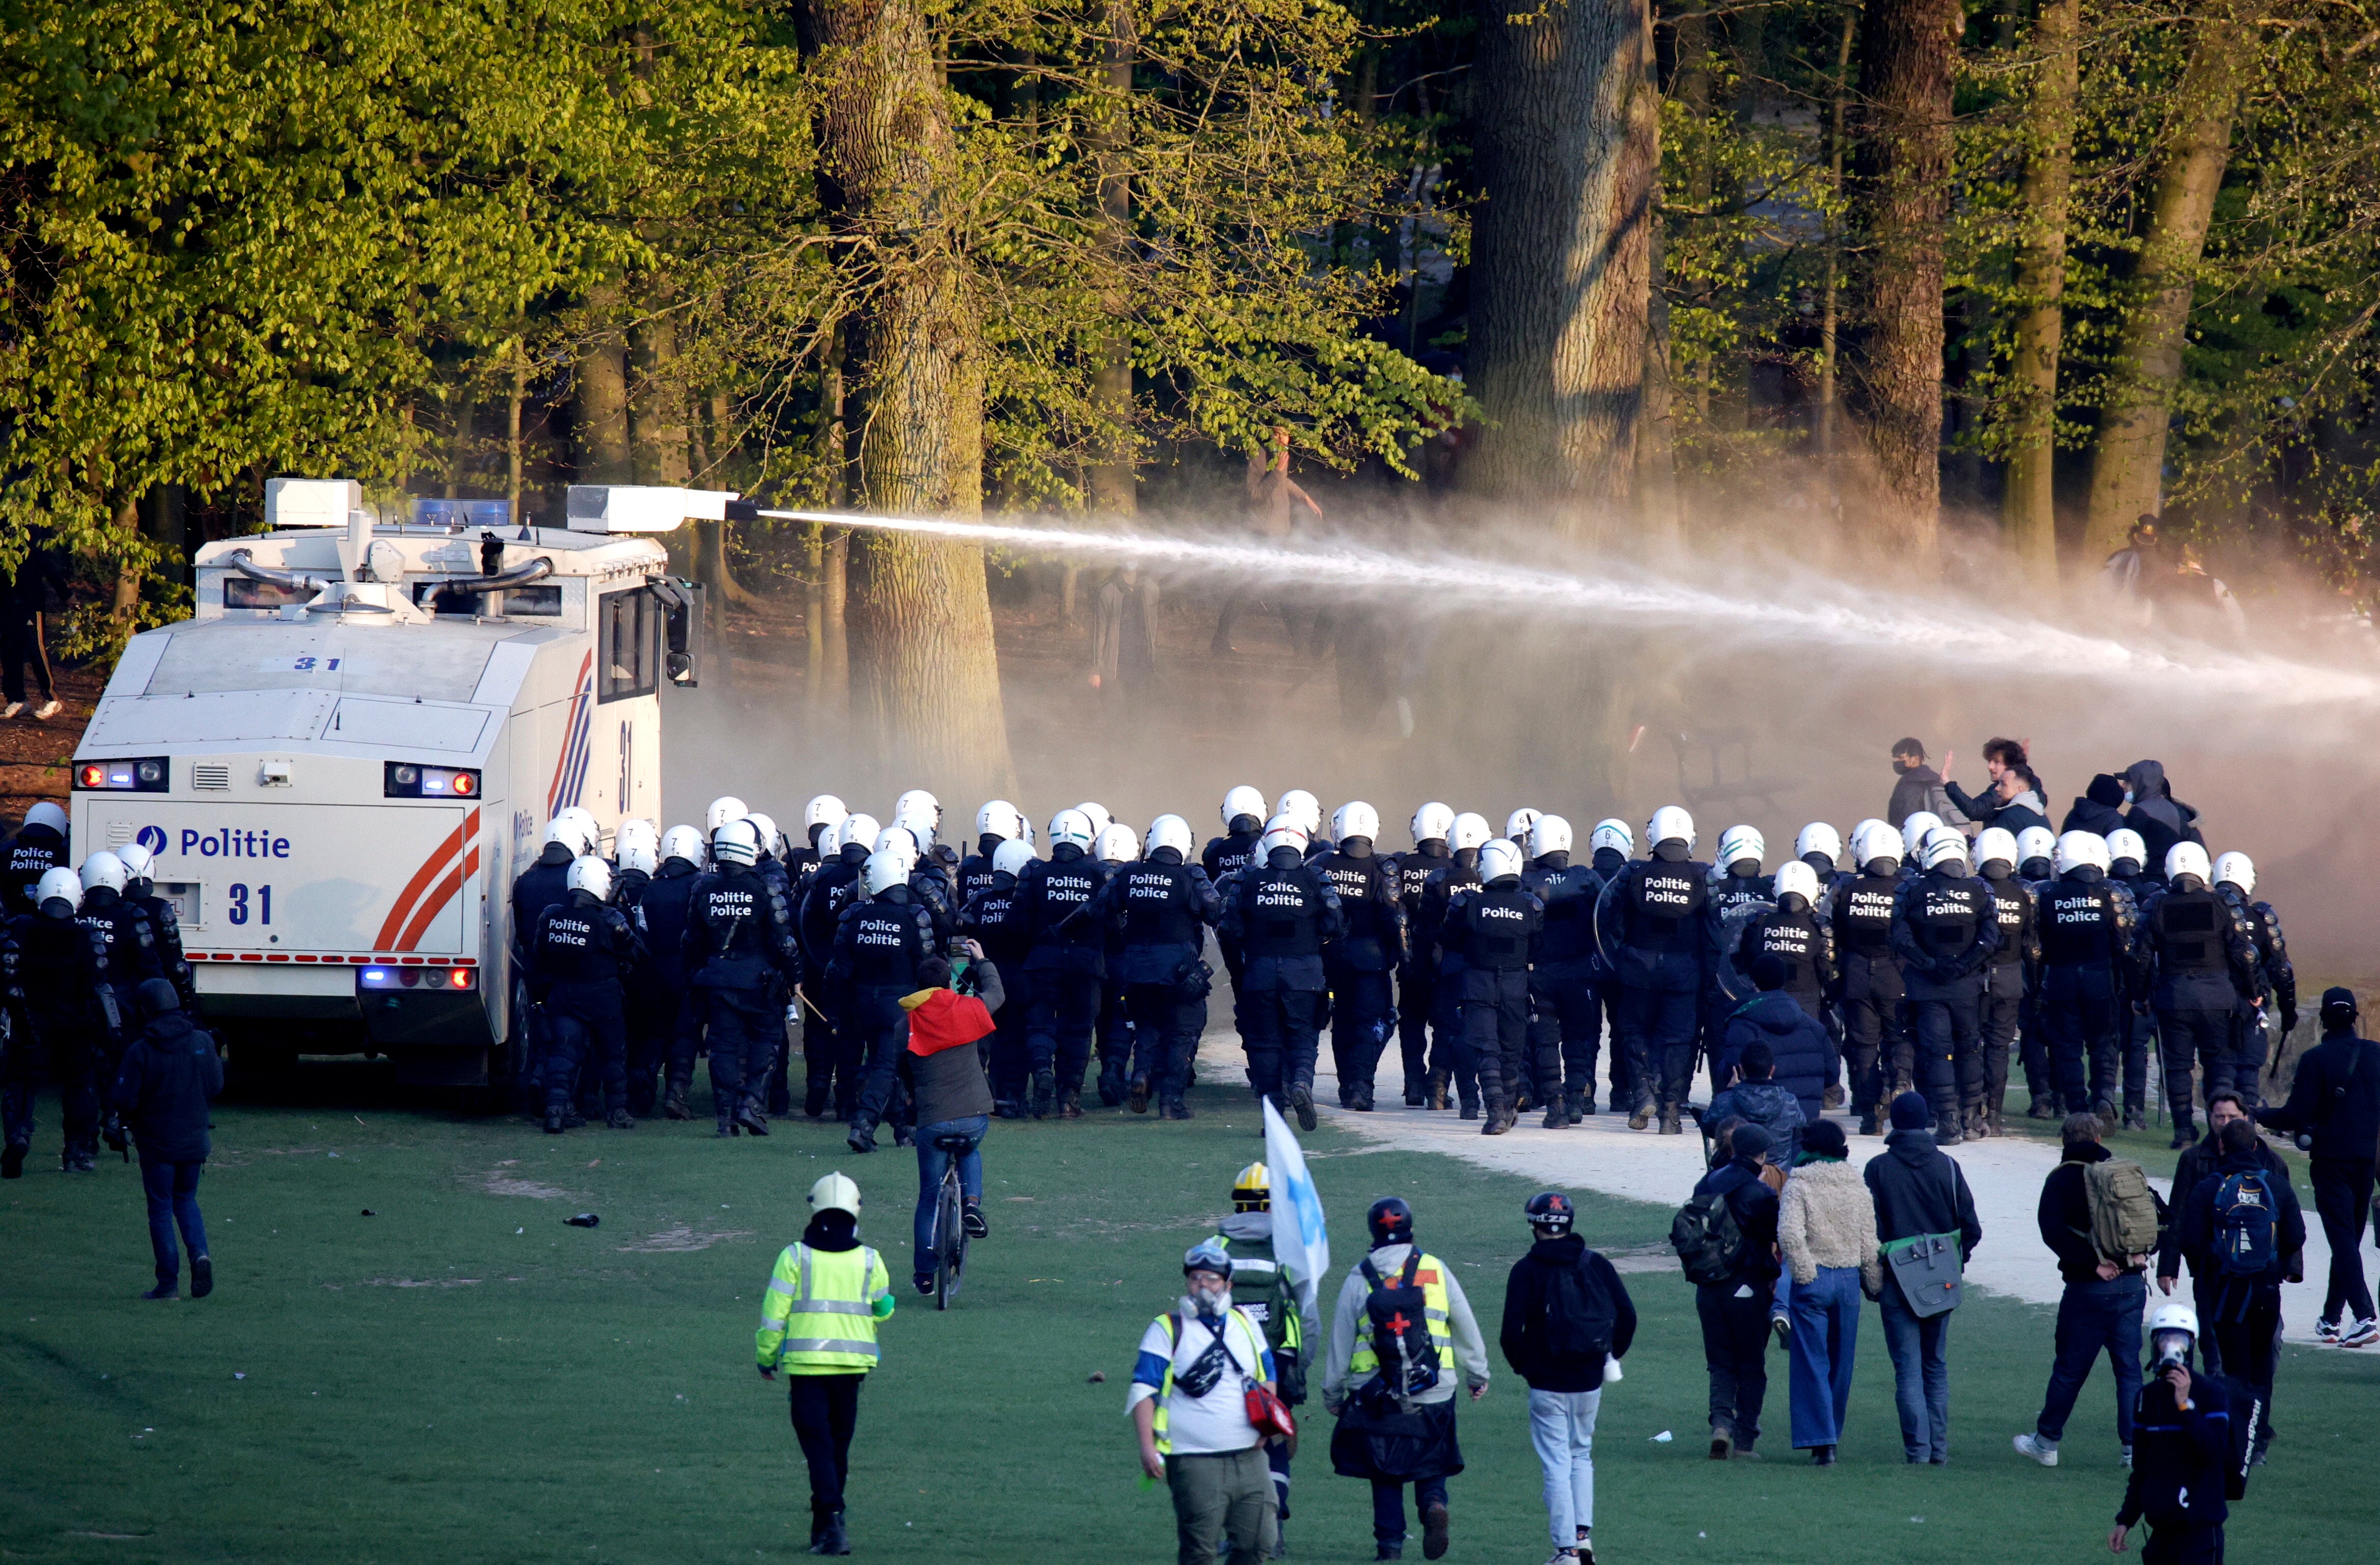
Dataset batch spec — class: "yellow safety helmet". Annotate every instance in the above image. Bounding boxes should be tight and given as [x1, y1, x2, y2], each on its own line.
[1233, 1161, 1270, 1212]
[808, 1171, 862, 1219]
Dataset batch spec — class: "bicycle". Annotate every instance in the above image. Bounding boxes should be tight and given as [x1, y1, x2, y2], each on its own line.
[929, 1131, 978, 1310]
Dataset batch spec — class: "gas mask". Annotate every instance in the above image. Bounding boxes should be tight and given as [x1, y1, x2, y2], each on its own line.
[2151, 1328, 2193, 1376]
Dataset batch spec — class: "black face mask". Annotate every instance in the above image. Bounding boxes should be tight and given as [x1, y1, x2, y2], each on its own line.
[1340, 838, 1372, 859]
[1267, 847, 1304, 869]
[1654, 841, 1689, 863]
[1593, 847, 1626, 872]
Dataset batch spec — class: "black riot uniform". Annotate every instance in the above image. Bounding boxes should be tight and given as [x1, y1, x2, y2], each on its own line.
[508, 840, 577, 1111]
[1217, 846, 1344, 1128]
[2111, 858, 2162, 1127]
[78, 883, 162, 1127]
[2139, 876, 2261, 1144]
[799, 843, 871, 1121]
[3, 819, 66, 919]
[1831, 862, 1907, 1133]
[1444, 873, 1543, 1134]
[635, 850, 702, 1118]
[1974, 860, 2040, 1135]
[955, 834, 1014, 910]
[1310, 839, 1405, 1112]
[2216, 881, 2294, 1107]
[681, 857, 799, 1137]
[1733, 895, 1837, 1021]
[1203, 820, 1264, 999]
[830, 882, 940, 1150]
[1, 900, 118, 1172]
[1391, 839, 1453, 1104]
[1095, 849, 1221, 1117]
[1701, 863, 1774, 1089]
[529, 886, 645, 1131]
[1888, 864, 1999, 1142]
[1523, 847, 1618, 1125]
[119, 868, 198, 1011]
[2036, 868, 2138, 1117]
[959, 867, 1033, 1114]
[1414, 848, 1484, 1114]
[1607, 848, 1711, 1130]
[1014, 843, 1111, 1116]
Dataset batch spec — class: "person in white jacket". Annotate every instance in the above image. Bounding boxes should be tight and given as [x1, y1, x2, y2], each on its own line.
[1776, 1119, 1882, 1466]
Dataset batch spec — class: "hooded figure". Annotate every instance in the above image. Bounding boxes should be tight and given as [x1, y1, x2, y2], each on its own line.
[2061, 774, 2130, 838]
[2120, 761, 2202, 871]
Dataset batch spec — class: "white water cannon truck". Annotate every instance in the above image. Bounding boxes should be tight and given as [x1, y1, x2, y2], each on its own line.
[65, 478, 750, 1090]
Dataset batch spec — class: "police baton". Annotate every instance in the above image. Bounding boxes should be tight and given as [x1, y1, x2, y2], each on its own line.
[791, 984, 834, 1026]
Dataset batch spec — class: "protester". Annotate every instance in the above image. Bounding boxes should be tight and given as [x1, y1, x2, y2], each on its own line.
[2174, 1116, 2303, 1465]
[1211, 1163, 1321, 1547]
[2254, 986, 2380, 1346]
[1500, 1192, 1635, 1565]
[1129, 1240, 1282, 1565]
[2109, 1303, 2231, 1564]
[2153, 1091, 2283, 1375]
[2060, 774, 2130, 838]
[1886, 739, 1966, 829]
[1864, 1091, 1982, 1463]
[1706, 1037, 1809, 1157]
[108, 979, 221, 1301]
[2014, 1113, 2160, 1470]
[1777, 1119, 1878, 1466]
[1680, 1122, 1780, 1459]
[894, 947, 1002, 1292]
[2119, 761, 2203, 873]
[1715, 954, 1830, 1127]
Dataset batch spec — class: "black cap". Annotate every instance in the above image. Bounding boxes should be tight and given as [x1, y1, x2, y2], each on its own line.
[1524, 1191, 1574, 1234]
[2088, 774, 2126, 808]
[1366, 1196, 1414, 1247]
[2322, 987, 2358, 1029]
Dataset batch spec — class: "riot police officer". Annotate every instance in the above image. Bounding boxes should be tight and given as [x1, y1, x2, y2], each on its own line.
[5, 801, 69, 918]
[1393, 803, 1456, 1107]
[1521, 815, 1608, 1126]
[1445, 838, 1543, 1135]
[511, 817, 589, 1113]
[833, 848, 942, 1152]
[1732, 859, 1837, 1023]
[2035, 831, 2138, 1120]
[530, 855, 646, 1133]
[641, 825, 706, 1118]
[794, 795, 848, 887]
[1581, 818, 1638, 1111]
[2212, 852, 2294, 1108]
[1794, 822, 1846, 892]
[115, 843, 197, 1011]
[958, 800, 1027, 907]
[682, 819, 799, 1138]
[1889, 832, 2000, 1145]
[799, 814, 879, 1123]
[2108, 827, 2160, 1129]
[77, 852, 162, 1136]
[1607, 806, 1710, 1135]
[2139, 843, 2261, 1148]
[1702, 825, 1773, 1087]
[2015, 825, 2061, 1115]
[1, 868, 117, 1174]
[1831, 819, 1908, 1135]
[1014, 810, 1111, 1118]
[1971, 827, 2040, 1138]
[1414, 812, 1490, 1115]
[1217, 815, 1344, 1129]
[961, 839, 1037, 1116]
[1097, 816, 1221, 1119]
[1311, 802, 1405, 1112]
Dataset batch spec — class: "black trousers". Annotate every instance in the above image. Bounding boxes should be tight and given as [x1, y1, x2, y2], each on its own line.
[1528, 967, 1604, 1109]
[2041, 966, 2122, 1114]
[1429, 971, 1475, 1109]
[1907, 983, 1982, 1128]
[2207, 1281, 2280, 1447]
[1, 1012, 98, 1156]
[544, 987, 628, 1116]
[702, 985, 778, 1117]
[1396, 966, 1434, 1100]
[788, 1372, 864, 1518]
[1616, 984, 1698, 1113]
[2311, 1156, 2377, 1324]
[1327, 965, 1395, 1101]
[1977, 974, 2022, 1114]
[1462, 968, 1530, 1109]
[2122, 1004, 2155, 1117]
[1240, 987, 1321, 1099]
[1841, 993, 1901, 1116]
[2156, 1007, 2234, 1121]
[2017, 990, 2054, 1106]
[625, 989, 683, 1114]
[1122, 980, 1206, 1102]
[0, 610, 53, 704]
[1026, 968, 1104, 1097]
[1696, 1280, 1771, 1445]
[848, 984, 915, 1132]
[2139, 1522, 2223, 1565]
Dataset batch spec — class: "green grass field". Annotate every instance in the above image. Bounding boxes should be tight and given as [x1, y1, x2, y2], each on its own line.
[5, 1066, 2375, 1565]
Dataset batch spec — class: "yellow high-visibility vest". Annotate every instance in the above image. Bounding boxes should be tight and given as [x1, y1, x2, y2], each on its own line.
[756, 1242, 893, 1374]
[1347, 1252, 1453, 1379]
[1148, 1307, 1272, 1456]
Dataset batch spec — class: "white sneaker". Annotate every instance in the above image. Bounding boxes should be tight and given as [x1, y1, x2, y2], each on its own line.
[0, 702, 20, 719]
[30, 699, 59, 720]
[2120, 1445, 2133, 1469]
[2012, 1433, 2059, 1467]
[2342, 1318, 2380, 1348]
[2316, 1316, 2341, 1344]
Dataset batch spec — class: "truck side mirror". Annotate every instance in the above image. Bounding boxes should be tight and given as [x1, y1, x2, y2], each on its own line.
[653, 578, 703, 687]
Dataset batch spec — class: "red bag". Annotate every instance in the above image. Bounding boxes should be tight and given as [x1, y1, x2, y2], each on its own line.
[1245, 1382, 1298, 1444]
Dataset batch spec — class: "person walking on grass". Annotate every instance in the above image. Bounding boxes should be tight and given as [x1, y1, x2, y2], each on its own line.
[1778, 1119, 1879, 1466]
[2174, 1115, 2303, 1468]
[2253, 986, 2380, 1348]
[1130, 1241, 1282, 1565]
[108, 979, 220, 1301]
[1680, 1122, 1780, 1460]
[1865, 1091, 1982, 1464]
[1500, 1192, 1635, 1565]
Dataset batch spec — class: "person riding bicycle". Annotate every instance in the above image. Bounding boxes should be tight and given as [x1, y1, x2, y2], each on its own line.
[1213, 1162, 1324, 1548]
[895, 941, 1004, 1293]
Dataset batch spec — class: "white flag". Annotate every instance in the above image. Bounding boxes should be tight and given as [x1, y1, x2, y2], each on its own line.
[1262, 1097, 1330, 1317]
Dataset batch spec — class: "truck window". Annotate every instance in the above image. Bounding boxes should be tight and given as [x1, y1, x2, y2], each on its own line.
[597, 588, 658, 703]
[413, 582, 562, 618]
[224, 578, 314, 610]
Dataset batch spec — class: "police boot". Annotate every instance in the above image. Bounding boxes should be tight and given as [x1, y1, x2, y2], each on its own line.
[1128, 1072, 1152, 1114]
[1658, 1104, 1683, 1135]
[1568, 1087, 1590, 1122]
[1479, 1095, 1510, 1136]
[1405, 1078, 1426, 1108]
[1097, 1061, 1127, 1108]
[717, 1102, 739, 1138]
[1, 1139, 25, 1179]
[1029, 1067, 1056, 1119]
[2169, 1112, 2197, 1150]
[1986, 1105, 2006, 1136]
[1287, 1081, 1318, 1132]
[1162, 1096, 1194, 1121]
[736, 1100, 771, 1137]
[1934, 1111, 1963, 1147]
[2028, 1094, 2054, 1120]
[1058, 1090, 1085, 1120]
[804, 1077, 830, 1119]
[1823, 1083, 1846, 1109]
[1426, 1070, 1450, 1111]
[607, 1107, 637, 1130]
[2125, 1108, 2148, 1132]
[663, 1081, 692, 1120]
[543, 1106, 566, 1135]
[1627, 1099, 1653, 1131]
[1541, 1099, 1567, 1129]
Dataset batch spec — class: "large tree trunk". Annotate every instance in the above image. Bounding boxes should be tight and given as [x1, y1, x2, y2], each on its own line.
[811, 330, 851, 719]
[1815, 3, 1857, 464]
[574, 285, 632, 485]
[800, 0, 1015, 799]
[1845, 0, 1961, 568]
[2081, 10, 2252, 560]
[1464, 0, 1658, 541]
[2000, 0, 2077, 584]
[1087, 0, 1136, 521]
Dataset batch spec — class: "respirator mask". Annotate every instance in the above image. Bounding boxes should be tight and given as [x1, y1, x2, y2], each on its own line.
[2151, 1328, 2194, 1377]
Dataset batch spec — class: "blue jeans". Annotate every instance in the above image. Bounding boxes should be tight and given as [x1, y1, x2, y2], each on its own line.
[1788, 1266, 1861, 1449]
[140, 1156, 207, 1283]
[912, 1115, 987, 1279]
[2035, 1274, 2145, 1447]
[1878, 1283, 1952, 1461]
[1371, 1475, 1447, 1544]
[1526, 1387, 1600, 1545]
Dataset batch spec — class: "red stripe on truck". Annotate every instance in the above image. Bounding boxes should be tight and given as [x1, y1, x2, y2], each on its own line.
[396, 830, 481, 953]
[373, 808, 480, 951]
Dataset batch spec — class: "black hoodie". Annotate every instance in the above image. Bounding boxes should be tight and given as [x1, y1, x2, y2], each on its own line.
[1498, 1233, 1636, 1391]
[111, 1011, 223, 1164]
[1865, 1127, 1983, 1260]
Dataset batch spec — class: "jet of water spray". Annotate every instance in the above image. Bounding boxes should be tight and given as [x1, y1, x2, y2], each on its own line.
[760, 507, 2380, 708]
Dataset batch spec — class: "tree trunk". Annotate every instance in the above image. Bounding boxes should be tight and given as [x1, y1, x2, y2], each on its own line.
[1464, 0, 1659, 540]
[812, 335, 851, 717]
[2081, 10, 2252, 560]
[506, 349, 528, 521]
[1087, 0, 1137, 522]
[111, 497, 143, 630]
[575, 285, 632, 485]
[1845, 0, 1961, 567]
[2000, 0, 2077, 584]
[446, 388, 475, 500]
[1816, 3, 1857, 462]
[1636, 210, 1681, 553]
[800, 0, 1015, 799]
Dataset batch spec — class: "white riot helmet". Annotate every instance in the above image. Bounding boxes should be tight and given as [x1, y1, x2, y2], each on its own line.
[1074, 801, 1113, 838]
[891, 802, 938, 849]
[555, 804, 601, 846]
[1047, 808, 1096, 852]
[1772, 859, 1820, 906]
[1451, 812, 1493, 851]
[1899, 811, 1943, 857]
[805, 794, 849, 833]
[705, 795, 749, 835]
[743, 812, 783, 857]
[1974, 827, 2019, 873]
[22, 801, 67, 835]
[874, 826, 920, 871]
[836, 813, 882, 853]
[1333, 801, 1382, 844]
[2053, 830, 2111, 877]
[2017, 825, 2057, 870]
[2148, 1299, 2200, 1345]
[566, 854, 614, 901]
[2166, 842, 2212, 885]
[711, 819, 761, 866]
[2107, 828, 2148, 869]
[1504, 808, 1542, 846]
[975, 799, 1025, 842]
[615, 819, 659, 866]
[1222, 786, 1267, 829]
[661, 824, 705, 866]
[1647, 804, 1695, 851]
[1410, 801, 1456, 845]
[1095, 823, 1138, 863]
[862, 848, 909, 897]
[1795, 823, 1843, 865]
[1717, 824, 1765, 870]
[992, 839, 1036, 877]
[543, 817, 593, 856]
[35, 866, 80, 912]
[1478, 838, 1525, 883]
[118, 841, 156, 885]
[1530, 814, 1574, 857]
[1851, 819, 1903, 870]
[1260, 814, 1309, 857]
[895, 789, 942, 829]
[809, 1171, 862, 1218]
[1145, 815, 1193, 859]
[617, 838, 658, 878]
[1921, 831, 1970, 874]
[2213, 851, 2255, 896]
[79, 851, 128, 896]
[1274, 790, 1323, 837]
[1590, 818, 1634, 857]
